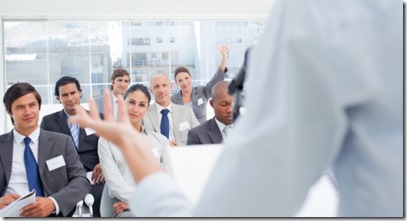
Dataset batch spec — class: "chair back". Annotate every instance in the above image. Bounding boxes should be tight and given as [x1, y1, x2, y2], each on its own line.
[100, 185, 114, 217]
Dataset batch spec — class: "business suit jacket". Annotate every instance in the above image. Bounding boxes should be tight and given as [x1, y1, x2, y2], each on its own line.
[143, 103, 200, 146]
[0, 129, 90, 217]
[40, 110, 100, 171]
[94, 94, 109, 115]
[171, 67, 226, 124]
[187, 117, 223, 145]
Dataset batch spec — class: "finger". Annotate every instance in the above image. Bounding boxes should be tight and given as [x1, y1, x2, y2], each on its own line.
[88, 98, 102, 120]
[91, 171, 98, 181]
[116, 94, 130, 123]
[103, 89, 114, 121]
[71, 104, 93, 128]
[98, 173, 105, 183]
[10, 194, 21, 200]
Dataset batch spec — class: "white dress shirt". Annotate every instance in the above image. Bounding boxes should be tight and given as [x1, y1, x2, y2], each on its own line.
[154, 103, 175, 142]
[112, 92, 119, 120]
[6, 127, 60, 214]
[130, 0, 402, 217]
[98, 128, 169, 203]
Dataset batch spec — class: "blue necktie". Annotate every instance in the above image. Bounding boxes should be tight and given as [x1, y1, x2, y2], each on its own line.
[23, 137, 44, 196]
[160, 109, 170, 139]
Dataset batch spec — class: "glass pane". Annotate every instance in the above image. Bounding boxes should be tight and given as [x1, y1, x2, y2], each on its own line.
[3, 19, 264, 105]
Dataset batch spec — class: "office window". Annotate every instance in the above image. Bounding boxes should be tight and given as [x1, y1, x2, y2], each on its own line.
[129, 37, 151, 45]
[3, 20, 264, 105]
[162, 52, 169, 60]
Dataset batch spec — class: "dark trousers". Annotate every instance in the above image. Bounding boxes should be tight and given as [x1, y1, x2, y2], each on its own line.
[89, 183, 104, 217]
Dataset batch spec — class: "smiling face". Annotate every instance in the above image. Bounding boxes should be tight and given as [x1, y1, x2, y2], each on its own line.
[58, 82, 82, 116]
[9, 93, 40, 136]
[126, 90, 150, 128]
[112, 75, 130, 97]
[175, 72, 192, 93]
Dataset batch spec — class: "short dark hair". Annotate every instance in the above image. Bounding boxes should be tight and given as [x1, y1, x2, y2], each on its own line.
[54, 76, 82, 97]
[110, 68, 130, 90]
[124, 84, 151, 105]
[174, 66, 191, 81]
[3, 82, 42, 125]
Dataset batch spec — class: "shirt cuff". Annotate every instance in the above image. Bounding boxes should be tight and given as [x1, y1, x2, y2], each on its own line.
[49, 197, 60, 215]
[130, 172, 193, 217]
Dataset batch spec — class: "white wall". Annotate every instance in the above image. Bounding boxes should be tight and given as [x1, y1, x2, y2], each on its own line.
[0, 0, 274, 19]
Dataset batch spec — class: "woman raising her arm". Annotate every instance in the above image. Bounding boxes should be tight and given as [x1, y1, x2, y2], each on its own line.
[171, 46, 229, 123]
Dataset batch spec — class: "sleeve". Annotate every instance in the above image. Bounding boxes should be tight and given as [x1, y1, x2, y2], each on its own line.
[39, 117, 48, 130]
[51, 136, 91, 217]
[130, 172, 193, 217]
[193, 0, 347, 216]
[186, 129, 200, 145]
[201, 67, 226, 100]
[188, 108, 200, 128]
[98, 137, 135, 203]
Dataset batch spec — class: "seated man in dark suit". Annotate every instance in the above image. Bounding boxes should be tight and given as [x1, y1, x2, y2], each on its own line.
[40, 76, 104, 217]
[0, 82, 90, 217]
[187, 81, 234, 145]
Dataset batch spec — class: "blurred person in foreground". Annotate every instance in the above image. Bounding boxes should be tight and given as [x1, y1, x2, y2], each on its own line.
[71, 0, 402, 217]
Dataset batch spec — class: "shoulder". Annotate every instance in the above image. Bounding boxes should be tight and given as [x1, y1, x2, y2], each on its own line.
[40, 129, 70, 141]
[171, 91, 182, 103]
[42, 111, 61, 121]
[190, 119, 210, 131]
[146, 130, 168, 145]
[194, 85, 205, 91]
[172, 103, 191, 112]
[0, 131, 13, 142]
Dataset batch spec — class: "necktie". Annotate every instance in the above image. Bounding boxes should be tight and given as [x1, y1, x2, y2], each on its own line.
[23, 137, 44, 196]
[70, 123, 80, 149]
[160, 109, 170, 139]
[222, 125, 233, 138]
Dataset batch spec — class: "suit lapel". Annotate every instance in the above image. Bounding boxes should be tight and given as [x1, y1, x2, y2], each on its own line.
[171, 104, 180, 133]
[207, 118, 223, 143]
[0, 131, 15, 187]
[173, 91, 183, 105]
[58, 110, 84, 149]
[57, 110, 71, 135]
[148, 104, 160, 132]
[191, 87, 199, 113]
[37, 129, 54, 178]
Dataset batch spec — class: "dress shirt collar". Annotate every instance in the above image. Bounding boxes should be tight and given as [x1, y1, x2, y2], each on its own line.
[214, 118, 233, 133]
[13, 126, 41, 145]
[155, 102, 172, 114]
[111, 92, 119, 103]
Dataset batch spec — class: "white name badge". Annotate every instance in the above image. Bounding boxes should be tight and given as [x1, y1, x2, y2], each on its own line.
[197, 98, 204, 106]
[46, 155, 66, 171]
[85, 127, 96, 136]
[178, 121, 191, 132]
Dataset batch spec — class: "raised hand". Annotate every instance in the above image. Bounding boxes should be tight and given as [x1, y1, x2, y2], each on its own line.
[70, 90, 163, 183]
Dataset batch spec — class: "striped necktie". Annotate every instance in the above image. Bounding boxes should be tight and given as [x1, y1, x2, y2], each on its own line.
[70, 123, 80, 149]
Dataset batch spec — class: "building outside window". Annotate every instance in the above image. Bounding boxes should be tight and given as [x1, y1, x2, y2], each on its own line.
[3, 20, 264, 105]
